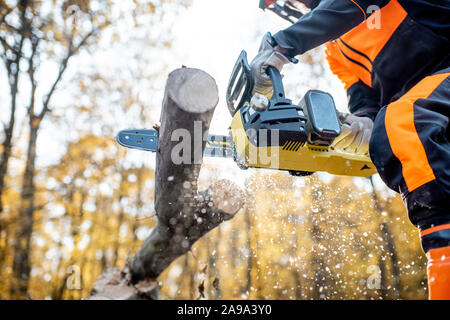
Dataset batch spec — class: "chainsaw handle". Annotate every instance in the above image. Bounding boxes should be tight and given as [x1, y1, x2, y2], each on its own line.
[266, 66, 286, 101]
[226, 51, 254, 115]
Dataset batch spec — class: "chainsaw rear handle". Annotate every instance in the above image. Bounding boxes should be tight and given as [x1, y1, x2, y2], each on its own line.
[226, 50, 254, 115]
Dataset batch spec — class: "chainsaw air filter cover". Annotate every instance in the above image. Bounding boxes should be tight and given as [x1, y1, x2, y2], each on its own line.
[300, 90, 341, 146]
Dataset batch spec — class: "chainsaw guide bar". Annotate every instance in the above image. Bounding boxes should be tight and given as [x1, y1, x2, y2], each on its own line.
[116, 129, 234, 158]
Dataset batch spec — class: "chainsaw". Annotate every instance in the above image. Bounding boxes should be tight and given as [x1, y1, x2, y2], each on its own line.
[116, 50, 376, 178]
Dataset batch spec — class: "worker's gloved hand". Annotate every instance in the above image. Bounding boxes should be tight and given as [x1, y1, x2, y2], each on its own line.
[333, 113, 373, 155]
[250, 33, 293, 98]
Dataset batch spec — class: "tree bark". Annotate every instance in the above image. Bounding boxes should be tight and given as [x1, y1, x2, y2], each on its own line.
[379, 222, 401, 298]
[0, 81, 18, 216]
[112, 169, 127, 267]
[244, 207, 253, 296]
[0, 5, 25, 218]
[208, 226, 221, 299]
[369, 177, 401, 299]
[10, 119, 39, 299]
[88, 68, 244, 299]
[310, 183, 328, 300]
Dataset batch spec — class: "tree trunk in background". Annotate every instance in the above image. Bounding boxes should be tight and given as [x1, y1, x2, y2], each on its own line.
[290, 233, 302, 300]
[0, 8, 25, 219]
[380, 222, 401, 299]
[294, 269, 302, 299]
[0, 33, 23, 294]
[88, 68, 244, 300]
[254, 215, 264, 299]
[112, 206, 125, 267]
[0, 78, 19, 283]
[10, 119, 40, 299]
[184, 254, 194, 299]
[369, 177, 401, 299]
[130, 165, 146, 251]
[112, 170, 126, 267]
[378, 254, 388, 299]
[244, 207, 253, 297]
[230, 228, 238, 270]
[208, 226, 221, 299]
[310, 184, 328, 300]
[311, 255, 326, 299]
[0, 94, 17, 216]
[50, 181, 76, 300]
[77, 196, 107, 300]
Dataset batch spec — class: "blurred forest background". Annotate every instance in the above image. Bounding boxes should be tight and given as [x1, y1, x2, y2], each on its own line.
[0, 0, 427, 300]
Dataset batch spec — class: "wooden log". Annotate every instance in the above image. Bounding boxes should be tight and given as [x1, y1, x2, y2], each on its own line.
[88, 68, 244, 299]
[129, 68, 244, 282]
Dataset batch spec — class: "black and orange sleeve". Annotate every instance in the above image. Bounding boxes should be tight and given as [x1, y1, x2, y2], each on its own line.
[325, 41, 380, 120]
[272, 0, 390, 57]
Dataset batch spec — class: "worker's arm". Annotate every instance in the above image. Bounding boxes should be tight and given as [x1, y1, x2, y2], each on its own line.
[325, 42, 380, 121]
[272, 0, 389, 57]
[250, 0, 390, 96]
[347, 81, 380, 120]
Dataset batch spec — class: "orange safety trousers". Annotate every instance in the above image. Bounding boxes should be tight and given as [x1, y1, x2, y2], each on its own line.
[324, 0, 450, 300]
[422, 227, 450, 300]
[369, 70, 450, 300]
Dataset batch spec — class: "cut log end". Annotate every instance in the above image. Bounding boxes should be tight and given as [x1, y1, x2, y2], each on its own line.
[167, 68, 219, 114]
[209, 179, 245, 216]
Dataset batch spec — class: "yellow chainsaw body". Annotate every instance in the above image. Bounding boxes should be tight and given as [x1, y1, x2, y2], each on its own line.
[230, 111, 377, 177]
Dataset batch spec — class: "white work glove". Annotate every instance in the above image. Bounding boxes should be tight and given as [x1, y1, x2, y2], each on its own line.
[333, 112, 373, 155]
[249, 33, 292, 98]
